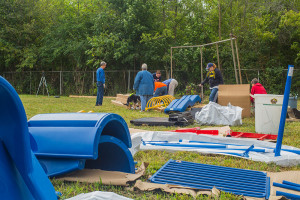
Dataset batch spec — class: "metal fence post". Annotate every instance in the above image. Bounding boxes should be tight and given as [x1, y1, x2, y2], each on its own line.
[30, 71, 32, 94]
[60, 71, 62, 96]
[128, 70, 130, 92]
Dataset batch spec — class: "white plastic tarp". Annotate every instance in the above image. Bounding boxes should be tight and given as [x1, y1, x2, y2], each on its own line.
[67, 191, 132, 200]
[130, 131, 300, 167]
[195, 102, 242, 126]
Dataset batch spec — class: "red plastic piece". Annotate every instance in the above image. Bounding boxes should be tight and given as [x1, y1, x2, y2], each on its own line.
[171, 128, 219, 135]
[231, 132, 277, 140]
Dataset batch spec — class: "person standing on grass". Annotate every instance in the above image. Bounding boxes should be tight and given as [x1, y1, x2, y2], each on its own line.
[250, 78, 267, 103]
[95, 61, 107, 106]
[198, 63, 224, 102]
[133, 63, 154, 112]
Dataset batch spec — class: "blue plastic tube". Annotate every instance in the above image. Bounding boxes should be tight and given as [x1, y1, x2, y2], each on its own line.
[273, 182, 300, 192]
[276, 191, 300, 200]
[275, 65, 294, 156]
[283, 180, 300, 188]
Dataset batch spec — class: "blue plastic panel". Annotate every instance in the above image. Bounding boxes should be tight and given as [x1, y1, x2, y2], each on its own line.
[149, 159, 269, 199]
[38, 158, 85, 177]
[85, 135, 135, 173]
[165, 95, 201, 113]
[0, 76, 57, 200]
[29, 113, 135, 175]
[29, 113, 132, 159]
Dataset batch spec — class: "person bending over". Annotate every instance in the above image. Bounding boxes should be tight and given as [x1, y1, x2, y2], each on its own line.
[250, 78, 267, 103]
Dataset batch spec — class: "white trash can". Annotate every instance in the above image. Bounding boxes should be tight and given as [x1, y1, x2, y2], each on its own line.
[254, 94, 283, 134]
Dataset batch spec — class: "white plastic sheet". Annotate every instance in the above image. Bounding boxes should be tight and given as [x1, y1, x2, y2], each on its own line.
[130, 131, 300, 167]
[195, 102, 242, 126]
[67, 191, 132, 200]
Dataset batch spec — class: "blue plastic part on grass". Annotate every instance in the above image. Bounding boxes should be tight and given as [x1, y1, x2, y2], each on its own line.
[149, 159, 270, 199]
[0, 76, 57, 200]
[38, 158, 86, 177]
[164, 95, 201, 113]
[28, 113, 135, 176]
[276, 191, 300, 200]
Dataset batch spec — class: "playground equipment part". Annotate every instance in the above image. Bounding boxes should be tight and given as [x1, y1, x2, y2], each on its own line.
[0, 76, 57, 199]
[171, 127, 219, 135]
[28, 112, 135, 176]
[145, 95, 175, 111]
[149, 159, 270, 199]
[230, 132, 277, 140]
[164, 95, 201, 113]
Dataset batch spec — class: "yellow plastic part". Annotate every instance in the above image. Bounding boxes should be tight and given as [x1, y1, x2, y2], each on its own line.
[77, 110, 86, 113]
[145, 95, 175, 111]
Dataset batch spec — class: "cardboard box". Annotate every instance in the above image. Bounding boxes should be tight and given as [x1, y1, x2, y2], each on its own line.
[218, 84, 251, 118]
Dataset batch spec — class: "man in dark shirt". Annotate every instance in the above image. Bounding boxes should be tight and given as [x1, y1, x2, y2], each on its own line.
[153, 70, 162, 82]
[96, 61, 107, 106]
[199, 63, 224, 102]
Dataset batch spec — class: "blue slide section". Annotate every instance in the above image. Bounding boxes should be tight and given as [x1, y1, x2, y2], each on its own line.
[0, 76, 57, 200]
[29, 113, 135, 176]
[164, 95, 201, 113]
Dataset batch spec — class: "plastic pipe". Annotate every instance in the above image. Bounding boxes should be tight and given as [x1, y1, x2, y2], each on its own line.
[276, 191, 300, 200]
[275, 65, 294, 156]
[283, 180, 300, 188]
[273, 182, 300, 192]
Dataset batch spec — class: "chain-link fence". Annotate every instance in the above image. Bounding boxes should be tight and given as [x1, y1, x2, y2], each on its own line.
[1, 68, 299, 96]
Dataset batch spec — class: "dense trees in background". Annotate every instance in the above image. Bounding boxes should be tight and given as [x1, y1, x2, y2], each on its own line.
[0, 0, 299, 94]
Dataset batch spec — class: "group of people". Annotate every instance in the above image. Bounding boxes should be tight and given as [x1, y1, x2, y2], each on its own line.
[95, 61, 267, 110]
[133, 64, 178, 111]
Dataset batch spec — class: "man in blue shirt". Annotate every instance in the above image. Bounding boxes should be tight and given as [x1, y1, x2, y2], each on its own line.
[133, 63, 154, 111]
[96, 61, 107, 106]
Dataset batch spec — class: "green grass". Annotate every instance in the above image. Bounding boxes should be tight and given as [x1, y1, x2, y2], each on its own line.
[20, 95, 300, 199]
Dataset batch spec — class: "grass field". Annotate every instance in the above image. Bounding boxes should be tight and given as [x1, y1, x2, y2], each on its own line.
[21, 95, 300, 199]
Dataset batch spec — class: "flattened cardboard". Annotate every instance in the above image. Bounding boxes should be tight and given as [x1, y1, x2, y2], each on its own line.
[218, 84, 251, 118]
[56, 162, 148, 186]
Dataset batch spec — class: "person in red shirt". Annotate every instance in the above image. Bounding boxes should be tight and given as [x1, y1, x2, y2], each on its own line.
[250, 78, 267, 103]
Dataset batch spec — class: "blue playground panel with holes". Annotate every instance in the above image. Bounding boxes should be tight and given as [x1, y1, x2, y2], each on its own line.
[164, 95, 201, 113]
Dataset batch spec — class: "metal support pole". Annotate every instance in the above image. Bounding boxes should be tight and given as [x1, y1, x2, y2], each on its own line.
[258, 70, 260, 82]
[235, 39, 242, 84]
[230, 35, 238, 84]
[216, 43, 220, 70]
[200, 47, 204, 99]
[30, 71, 32, 94]
[60, 71, 62, 96]
[170, 48, 173, 78]
[128, 70, 130, 92]
[275, 65, 294, 156]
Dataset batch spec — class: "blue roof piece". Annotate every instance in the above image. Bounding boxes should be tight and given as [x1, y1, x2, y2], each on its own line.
[149, 159, 270, 199]
[164, 95, 201, 113]
[29, 113, 135, 175]
[0, 76, 57, 200]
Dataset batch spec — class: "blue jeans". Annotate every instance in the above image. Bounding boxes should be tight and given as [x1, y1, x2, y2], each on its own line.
[140, 95, 153, 111]
[209, 88, 218, 102]
[154, 86, 167, 97]
[96, 81, 104, 105]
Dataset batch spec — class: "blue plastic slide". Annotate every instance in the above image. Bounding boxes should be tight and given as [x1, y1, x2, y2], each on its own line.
[0, 76, 57, 200]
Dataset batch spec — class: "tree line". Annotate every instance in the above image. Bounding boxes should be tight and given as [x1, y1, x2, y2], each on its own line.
[0, 0, 299, 94]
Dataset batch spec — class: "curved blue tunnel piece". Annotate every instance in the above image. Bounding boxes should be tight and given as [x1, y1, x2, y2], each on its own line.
[0, 76, 57, 199]
[28, 113, 135, 176]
